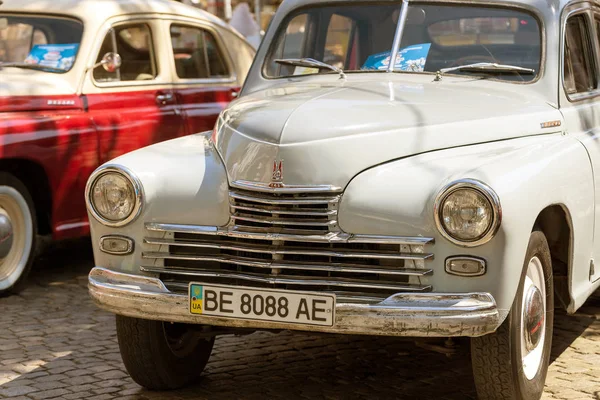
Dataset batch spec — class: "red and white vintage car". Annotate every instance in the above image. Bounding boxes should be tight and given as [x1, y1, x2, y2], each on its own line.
[0, 0, 255, 295]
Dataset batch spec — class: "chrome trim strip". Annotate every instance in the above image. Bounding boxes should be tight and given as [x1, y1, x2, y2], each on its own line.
[230, 191, 341, 205]
[141, 252, 433, 276]
[232, 180, 342, 194]
[230, 204, 337, 217]
[143, 238, 433, 260]
[85, 165, 144, 228]
[145, 223, 435, 245]
[348, 234, 433, 245]
[433, 179, 502, 248]
[139, 266, 431, 291]
[89, 267, 500, 337]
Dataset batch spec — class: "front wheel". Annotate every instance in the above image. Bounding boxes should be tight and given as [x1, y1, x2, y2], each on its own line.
[471, 230, 554, 400]
[116, 316, 215, 390]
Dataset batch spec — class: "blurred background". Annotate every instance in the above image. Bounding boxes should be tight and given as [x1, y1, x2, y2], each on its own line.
[174, 0, 283, 47]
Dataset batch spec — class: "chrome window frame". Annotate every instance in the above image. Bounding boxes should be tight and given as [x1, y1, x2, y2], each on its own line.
[560, 5, 600, 102]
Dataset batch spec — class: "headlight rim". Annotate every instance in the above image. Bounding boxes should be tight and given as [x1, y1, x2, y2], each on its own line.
[434, 179, 502, 247]
[85, 164, 144, 228]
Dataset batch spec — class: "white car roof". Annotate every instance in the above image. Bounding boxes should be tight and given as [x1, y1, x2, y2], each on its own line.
[0, 0, 230, 30]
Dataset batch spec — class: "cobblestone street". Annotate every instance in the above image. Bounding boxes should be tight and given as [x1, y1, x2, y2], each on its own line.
[0, 239, 598, 400]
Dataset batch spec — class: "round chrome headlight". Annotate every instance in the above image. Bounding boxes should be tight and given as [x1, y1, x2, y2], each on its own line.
[86, 166, 142, 227]
[434, 179, 501, 247]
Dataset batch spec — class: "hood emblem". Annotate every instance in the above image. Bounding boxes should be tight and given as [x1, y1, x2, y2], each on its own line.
[269, 160, 284, 188]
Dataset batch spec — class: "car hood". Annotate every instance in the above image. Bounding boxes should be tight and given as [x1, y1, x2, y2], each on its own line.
[0, 68, 80, 113]
[215, 75, 562, 190]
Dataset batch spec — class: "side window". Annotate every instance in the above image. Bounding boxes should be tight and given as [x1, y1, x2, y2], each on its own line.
[170, 25, 229, 79]
[324, 15, 355, 70]
[94, 23, 157, 83]
[564, 15, 596, 95]
[266, 14, 309, 76]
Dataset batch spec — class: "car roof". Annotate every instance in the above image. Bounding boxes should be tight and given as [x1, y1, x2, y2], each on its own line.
[274, 0, 578, 17]
[0, 0, 230, 30]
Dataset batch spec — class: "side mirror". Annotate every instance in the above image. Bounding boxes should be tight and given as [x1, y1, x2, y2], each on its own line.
[100, 52, 122, 72]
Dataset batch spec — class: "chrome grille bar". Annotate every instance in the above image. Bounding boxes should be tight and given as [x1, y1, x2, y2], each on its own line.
[231, 214, 337, 227]
[231, 204, 337, 217]
[144, 238, 432, 260]
[142, 252, 433, 276]
[140, 266, 432, 292]
[230, 191, 341, 205]
[145, 223, 434, 246]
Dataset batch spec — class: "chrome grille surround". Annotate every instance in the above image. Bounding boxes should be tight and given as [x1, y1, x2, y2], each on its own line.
[142, 187, 434, 304]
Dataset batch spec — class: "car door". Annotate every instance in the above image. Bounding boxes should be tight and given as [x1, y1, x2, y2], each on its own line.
[82, 17, 186, 163]
[167, 21, 239, 135]
[559, 4, 600, 284]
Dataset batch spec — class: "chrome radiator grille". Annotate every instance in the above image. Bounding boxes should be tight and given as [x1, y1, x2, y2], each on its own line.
[229, 188, 340, 232]
[142, 189, 434, 304]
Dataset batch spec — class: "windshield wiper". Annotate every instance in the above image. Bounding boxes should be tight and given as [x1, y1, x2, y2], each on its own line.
[274, 58, 346, 79]
[434, 63, 535, 81]
[0, 62, 66, 73]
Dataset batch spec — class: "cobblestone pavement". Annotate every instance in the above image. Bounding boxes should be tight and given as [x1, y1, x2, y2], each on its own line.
[0, 239, 598, 400]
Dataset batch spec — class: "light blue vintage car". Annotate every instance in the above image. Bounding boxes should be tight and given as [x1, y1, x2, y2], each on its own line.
[86, 0, 600, 398]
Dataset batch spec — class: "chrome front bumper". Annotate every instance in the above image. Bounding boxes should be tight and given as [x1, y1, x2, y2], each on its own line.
[89, 267, 500, 337]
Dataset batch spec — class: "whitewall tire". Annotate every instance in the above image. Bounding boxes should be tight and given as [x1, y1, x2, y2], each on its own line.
[0, 173, 36, 296]
[471, 230, 554, 400]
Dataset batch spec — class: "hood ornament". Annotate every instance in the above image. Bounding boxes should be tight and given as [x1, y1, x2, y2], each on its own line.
[269, 160, 284, 188]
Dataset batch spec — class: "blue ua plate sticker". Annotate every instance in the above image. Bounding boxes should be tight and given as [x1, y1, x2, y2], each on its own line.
[362, 43, 431, 72]
[24, 44, 79, 70]
[190, 284, 204, 313]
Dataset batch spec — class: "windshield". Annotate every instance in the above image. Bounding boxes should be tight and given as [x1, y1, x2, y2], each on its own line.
[0, 15, 83, 73]
[264, 3, 541, 82]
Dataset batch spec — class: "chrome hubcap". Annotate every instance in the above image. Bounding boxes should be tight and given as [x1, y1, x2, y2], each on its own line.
[0, 213, 14, 259]
[520, 255, 547, 380]
[523, 285, 544, 352]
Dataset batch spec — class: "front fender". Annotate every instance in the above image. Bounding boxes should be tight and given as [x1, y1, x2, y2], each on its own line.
[339, 134, 593, 319]
[87, 132, 230, 274]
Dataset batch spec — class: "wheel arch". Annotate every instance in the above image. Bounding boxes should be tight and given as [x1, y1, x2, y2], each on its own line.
[0, 158, 52, 235]
[533, 203, 573, 312]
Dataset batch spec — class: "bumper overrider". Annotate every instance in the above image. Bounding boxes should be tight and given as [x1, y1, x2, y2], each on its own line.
[89, 267, 500, 337]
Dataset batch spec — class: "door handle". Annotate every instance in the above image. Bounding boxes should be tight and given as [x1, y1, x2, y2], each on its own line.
[156, 93, 174, 105]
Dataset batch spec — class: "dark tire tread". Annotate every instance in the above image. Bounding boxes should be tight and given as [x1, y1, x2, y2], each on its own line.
[472, 320, 516, 400]
[116, 315, 214, 390]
